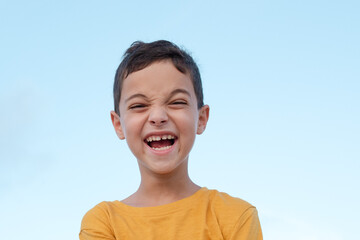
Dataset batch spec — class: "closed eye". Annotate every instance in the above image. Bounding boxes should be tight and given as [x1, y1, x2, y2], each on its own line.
[129, 104, 147, 109]
[171, 101, 187, 105]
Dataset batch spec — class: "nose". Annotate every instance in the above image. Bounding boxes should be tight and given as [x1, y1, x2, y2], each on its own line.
[148, 106, 168, 126]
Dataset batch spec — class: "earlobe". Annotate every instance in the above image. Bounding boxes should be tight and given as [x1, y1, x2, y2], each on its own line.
[110, 111, 125, 140]
[197, 105, 210, 135]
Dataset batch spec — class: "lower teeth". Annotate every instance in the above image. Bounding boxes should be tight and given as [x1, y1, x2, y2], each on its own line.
[152, 145, 171, 150]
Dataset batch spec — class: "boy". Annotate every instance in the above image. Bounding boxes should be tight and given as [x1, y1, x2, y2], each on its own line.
[79, 40, 262, 240]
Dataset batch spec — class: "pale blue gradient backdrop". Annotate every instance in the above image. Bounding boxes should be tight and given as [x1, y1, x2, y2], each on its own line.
[1, 1, 359, 239]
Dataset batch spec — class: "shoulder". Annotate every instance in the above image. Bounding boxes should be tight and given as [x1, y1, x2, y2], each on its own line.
[81, 201, 116, 222]
[205, 189, 261, 238]
[207, 189, 254, 213]
[80, 201, 119, 240]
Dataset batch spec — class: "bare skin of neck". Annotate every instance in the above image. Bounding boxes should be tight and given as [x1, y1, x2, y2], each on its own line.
[121, 159, 200, 207]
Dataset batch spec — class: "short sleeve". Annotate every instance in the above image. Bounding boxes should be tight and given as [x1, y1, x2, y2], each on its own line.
[229, 207, 263, 240]
[79, 202, 116, 240]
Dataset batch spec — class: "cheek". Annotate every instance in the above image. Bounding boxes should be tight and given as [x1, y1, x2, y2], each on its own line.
[123, 118, 145, 154]
[176, 111, 198, 132]
[121, 115, 143, 139]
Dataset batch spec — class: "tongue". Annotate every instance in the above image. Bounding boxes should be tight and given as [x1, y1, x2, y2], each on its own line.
[149, 139, 172, 148]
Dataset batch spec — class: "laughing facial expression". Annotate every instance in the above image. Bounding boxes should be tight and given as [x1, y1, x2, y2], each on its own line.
[111, 60, 209, 175]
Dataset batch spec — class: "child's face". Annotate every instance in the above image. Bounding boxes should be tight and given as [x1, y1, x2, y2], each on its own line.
[111, 60, 209, 175]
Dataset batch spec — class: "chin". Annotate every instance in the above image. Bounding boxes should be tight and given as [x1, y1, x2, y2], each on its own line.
[138, 158, 188, 176]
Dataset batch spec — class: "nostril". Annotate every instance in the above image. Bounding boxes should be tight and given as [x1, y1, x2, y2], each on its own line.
[148, 109, 168, 125]
[150, 119, 167, 126]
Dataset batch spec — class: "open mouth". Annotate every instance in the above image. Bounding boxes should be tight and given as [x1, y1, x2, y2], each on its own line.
[145, 134, 177, 151]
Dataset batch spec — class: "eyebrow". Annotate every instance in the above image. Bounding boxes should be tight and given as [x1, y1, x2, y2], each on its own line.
[169, 88, 191, 97]
[125, 93, 148, 103]
[125, 88, 191, 103]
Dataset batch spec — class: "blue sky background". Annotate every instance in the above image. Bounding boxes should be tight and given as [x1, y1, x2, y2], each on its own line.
[1, 1, 359, 239]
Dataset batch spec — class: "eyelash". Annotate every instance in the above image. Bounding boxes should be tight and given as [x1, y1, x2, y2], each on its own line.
[129, 101, 187, 110]
[129, 104, 146, 109]
[171, 101, 187, 105]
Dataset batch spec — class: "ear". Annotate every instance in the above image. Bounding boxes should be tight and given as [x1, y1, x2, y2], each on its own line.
[110, 111, 125, 140]
[197, 105, 210, 135]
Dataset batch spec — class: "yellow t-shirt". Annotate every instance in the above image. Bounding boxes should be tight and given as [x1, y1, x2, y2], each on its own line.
[79, 187, 262, 240]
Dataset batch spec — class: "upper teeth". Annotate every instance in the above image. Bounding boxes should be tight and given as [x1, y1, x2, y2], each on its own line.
[146, 135, 175, 142]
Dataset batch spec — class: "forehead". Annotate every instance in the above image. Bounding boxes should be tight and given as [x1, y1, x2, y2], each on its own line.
[121, 61, 195, 100]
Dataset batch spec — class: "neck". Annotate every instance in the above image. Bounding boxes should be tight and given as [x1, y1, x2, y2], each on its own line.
[137, 172, 200, 200]
[122, 160, 200, 207]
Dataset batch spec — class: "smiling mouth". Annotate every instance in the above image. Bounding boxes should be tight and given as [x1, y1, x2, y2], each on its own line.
[145, 135, 176, 150]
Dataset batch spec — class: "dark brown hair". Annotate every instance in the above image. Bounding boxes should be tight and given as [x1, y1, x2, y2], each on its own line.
[113, 40, 204, 115]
